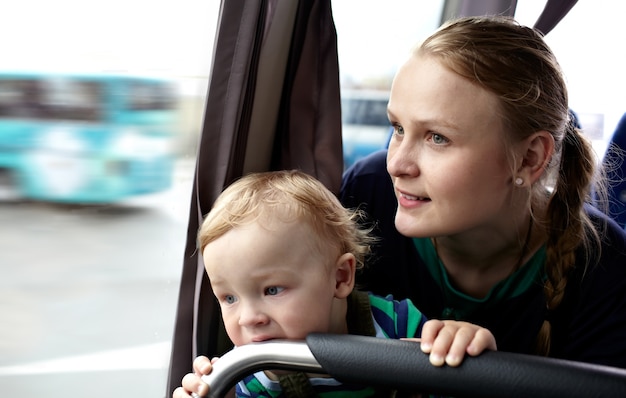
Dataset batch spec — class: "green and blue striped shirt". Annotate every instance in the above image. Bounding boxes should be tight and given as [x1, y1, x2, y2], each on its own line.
[235, 291, 426, 397]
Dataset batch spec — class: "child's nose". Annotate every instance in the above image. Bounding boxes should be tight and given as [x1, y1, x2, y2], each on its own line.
[238, 302, 269, 327]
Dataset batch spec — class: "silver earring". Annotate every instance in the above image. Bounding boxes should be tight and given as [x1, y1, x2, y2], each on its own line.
[515, 177, 524, 186]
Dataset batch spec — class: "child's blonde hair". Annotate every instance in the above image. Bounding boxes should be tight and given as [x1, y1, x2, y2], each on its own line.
[198, 170, 374, 269]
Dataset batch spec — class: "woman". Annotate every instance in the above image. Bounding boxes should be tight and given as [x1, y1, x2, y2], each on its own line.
[341, 15, 626, 368]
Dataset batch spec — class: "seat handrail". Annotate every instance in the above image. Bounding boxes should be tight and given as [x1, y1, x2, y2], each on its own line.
[199, 333, 626, 398]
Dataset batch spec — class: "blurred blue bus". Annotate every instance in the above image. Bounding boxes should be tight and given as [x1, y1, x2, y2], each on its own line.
[0, 72, 177, 203]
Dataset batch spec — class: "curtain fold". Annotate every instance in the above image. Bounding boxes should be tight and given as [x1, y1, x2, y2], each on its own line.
[272, 0, 343, 192]
[166, 0, 267, 393]
[166, 0, 342, 394]
[533, 0, 578, 35]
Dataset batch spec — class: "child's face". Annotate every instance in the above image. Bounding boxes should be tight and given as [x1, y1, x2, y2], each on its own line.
[203, 219, 353, 347]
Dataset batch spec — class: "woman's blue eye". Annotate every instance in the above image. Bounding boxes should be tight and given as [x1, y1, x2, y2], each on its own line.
[265, 286, 284, 296]
[394, 125, 405, 136]
[224, 295, 237, 304]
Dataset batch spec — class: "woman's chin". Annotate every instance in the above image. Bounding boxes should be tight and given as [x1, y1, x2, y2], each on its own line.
[395, 213, 436, 239]
[394, 213, 420, 237]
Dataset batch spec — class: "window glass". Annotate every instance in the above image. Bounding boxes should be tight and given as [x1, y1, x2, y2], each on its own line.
[335, 1, 624, 164]
[0, 80, 45, 119]
[43, 79, 104, 121]
[128, 81, 177, 111]
[0, 1, 219, 396]
[512, 2, 624, 157]
[333, 0, 444, 167]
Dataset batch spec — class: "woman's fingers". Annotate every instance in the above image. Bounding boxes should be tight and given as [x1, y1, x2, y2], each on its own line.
[420, 320, 496, 367]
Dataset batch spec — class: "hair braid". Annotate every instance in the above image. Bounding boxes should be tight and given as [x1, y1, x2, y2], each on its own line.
[535, 120, 597, 355]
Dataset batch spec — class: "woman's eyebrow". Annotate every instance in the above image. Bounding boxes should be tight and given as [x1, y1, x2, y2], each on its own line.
[386, 109, 460, 130]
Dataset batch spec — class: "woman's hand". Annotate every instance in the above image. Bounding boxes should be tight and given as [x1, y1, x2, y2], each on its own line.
[416, 319, 497, 367]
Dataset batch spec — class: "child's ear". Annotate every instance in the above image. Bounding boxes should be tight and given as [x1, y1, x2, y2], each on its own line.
[334, 253, 356, 299]
[516, 131, 555, 186]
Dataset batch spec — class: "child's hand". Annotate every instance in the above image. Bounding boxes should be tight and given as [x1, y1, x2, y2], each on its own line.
[419, 319, 497, 367]
[172, 355, 216, 398]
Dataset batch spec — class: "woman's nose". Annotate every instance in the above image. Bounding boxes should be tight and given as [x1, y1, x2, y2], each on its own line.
[387, 140, 419, 177]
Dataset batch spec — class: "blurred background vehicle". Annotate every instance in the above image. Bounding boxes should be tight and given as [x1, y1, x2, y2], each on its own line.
[0, 72, 177, 203]
[341, 89, 391, 169]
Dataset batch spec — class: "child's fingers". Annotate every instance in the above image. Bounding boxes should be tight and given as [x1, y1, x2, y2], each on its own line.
[193, 356, 212, 375]
[173, 386, 196, 398]
[181, 373, 209, 397]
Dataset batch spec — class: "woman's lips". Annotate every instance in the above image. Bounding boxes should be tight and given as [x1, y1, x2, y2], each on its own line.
[397, 191, 431, 208]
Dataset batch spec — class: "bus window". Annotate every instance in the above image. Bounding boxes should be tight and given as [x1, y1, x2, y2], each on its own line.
[128, 80, 176, 111]
[0, 0, 219, 396]
[333, 0, 444, 168]
[42, 79, 104, 121]
[515, 1, 626, 158]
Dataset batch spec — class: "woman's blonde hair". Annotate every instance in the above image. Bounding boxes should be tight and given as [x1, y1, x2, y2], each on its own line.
[198, 169, 374, 270]
[417, 15, 603, 356]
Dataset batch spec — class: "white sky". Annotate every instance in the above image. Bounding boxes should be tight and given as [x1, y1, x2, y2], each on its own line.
[332, 0, 444, 82]
[2, 0, 219, 76]
[515, 1, 626, 129]
[2, 1, 625, 144]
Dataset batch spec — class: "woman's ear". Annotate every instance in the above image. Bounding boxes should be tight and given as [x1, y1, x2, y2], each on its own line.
[516, 131, 555, 185]
[334, 253, 356, 299]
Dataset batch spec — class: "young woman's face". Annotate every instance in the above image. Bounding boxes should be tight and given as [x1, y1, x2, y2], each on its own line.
[387, 55, 516, 238]
[203, 219, 344, 347]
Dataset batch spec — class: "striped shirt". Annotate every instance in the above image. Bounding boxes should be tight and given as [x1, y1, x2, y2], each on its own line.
[235, 291, 426, 397]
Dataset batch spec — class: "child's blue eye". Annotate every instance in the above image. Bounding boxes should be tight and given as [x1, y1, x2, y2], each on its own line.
[224, 295, 237, 304]
[431, 133, 448, 145]
[265, 286, 284, 296]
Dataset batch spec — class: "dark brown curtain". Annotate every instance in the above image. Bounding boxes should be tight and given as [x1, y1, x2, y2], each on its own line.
[165, 0, 342, 394]
[533, 0, 578, 35]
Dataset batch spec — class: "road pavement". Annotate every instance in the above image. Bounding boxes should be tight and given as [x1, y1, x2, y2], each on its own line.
[0, 158, 195, 397]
